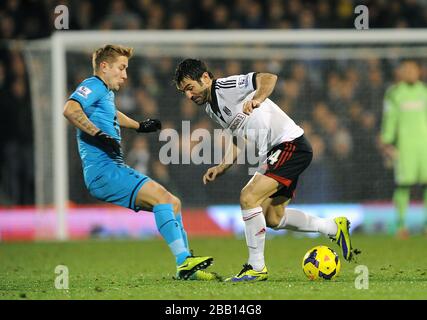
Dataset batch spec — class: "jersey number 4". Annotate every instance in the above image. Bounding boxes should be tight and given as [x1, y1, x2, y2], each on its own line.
[267, 149, 282, 165]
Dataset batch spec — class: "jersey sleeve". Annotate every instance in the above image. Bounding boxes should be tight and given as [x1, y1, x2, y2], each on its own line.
[68, 80, 104, 110]
[381, 86, 398, 145]
[216, 72, 257, 95]
[236, 72, 257, 94]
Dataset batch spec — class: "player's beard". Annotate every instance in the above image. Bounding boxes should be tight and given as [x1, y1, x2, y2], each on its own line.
[192, 88, 209, 105]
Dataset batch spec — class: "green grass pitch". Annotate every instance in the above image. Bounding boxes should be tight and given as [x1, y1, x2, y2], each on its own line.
[0, 235, 426, 300]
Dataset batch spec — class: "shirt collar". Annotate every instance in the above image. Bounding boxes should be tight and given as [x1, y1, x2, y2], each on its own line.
[209, 79, 225, 123]
[94, 75, 109, 90]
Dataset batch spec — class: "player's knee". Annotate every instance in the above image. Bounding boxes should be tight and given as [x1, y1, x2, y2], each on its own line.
[240, 188, 258, 209]
[170, 195, 182, 214]
[157, 193, 175, 206]
[149, 185, 175, 207]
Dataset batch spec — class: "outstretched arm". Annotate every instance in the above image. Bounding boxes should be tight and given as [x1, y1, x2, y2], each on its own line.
[243, 73, 278, 115]
[117, 110, 162, 133]
[203, 136, 245, 184]
[218, 136, 242, 172]
[116, 110, 139, 129]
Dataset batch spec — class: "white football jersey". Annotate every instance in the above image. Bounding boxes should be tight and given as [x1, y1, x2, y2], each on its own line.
[204, 72, 304, 156]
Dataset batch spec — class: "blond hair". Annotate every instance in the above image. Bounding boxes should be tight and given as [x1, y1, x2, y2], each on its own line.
[92, 44, 134, 73]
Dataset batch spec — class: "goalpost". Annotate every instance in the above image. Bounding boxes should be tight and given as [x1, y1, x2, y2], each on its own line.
[24, 29, 427, 240]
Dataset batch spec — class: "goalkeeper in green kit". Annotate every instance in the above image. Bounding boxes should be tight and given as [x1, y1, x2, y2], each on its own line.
[380, 60, 427, 238]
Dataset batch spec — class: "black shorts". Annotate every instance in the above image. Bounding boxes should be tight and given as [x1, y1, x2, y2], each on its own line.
[263, 134, 313, 199]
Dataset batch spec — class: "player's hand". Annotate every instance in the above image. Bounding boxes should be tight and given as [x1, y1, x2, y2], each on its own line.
[242, 100, 261, 115]
[94, 130, 121, 154]
[381, 144, 397, 160]
[203, 165, 225, 185]
[136, 119, 162, 133]
[381, 144, 398, 168]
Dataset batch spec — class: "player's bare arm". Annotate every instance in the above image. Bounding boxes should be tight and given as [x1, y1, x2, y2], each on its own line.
[203, 137, 243, 184]
[64, 99, 121, 154]
[116, 110, 161, 133]
[63, 100, 99, 136]
[116, 110, 139, 129]
[242, 73, 278, 115]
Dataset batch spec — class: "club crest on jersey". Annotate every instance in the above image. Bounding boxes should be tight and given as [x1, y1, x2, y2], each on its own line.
[228, 113, 247, 132]
[222, 106, 232, 116]
[238, 75, 248, 88]
[76, 86, 92, 98]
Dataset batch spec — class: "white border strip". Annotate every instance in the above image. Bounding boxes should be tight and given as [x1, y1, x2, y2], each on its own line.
[51, 29, 427, 45]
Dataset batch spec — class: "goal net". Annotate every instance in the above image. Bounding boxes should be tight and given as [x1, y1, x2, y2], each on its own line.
[24, 30, 427, 239]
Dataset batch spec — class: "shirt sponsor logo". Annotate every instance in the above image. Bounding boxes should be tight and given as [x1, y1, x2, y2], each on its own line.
[76, 86, 92, 98]
[401, 101, 424, 111]
[228, 113, 247, 132]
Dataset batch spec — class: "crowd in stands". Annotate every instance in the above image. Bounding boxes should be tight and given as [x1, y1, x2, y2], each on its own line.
[1, 0, 426, 206]
[1, 0, 427, 38]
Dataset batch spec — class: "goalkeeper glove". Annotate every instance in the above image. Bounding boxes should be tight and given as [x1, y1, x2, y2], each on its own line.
[94, 130, 121, 154]
[136, 119, 162, 133]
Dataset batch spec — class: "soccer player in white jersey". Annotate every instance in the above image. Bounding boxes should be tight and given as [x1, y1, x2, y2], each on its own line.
[174, 59, 359, 282]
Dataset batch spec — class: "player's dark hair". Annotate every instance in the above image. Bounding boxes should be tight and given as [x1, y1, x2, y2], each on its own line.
[174, 59, 213, 86]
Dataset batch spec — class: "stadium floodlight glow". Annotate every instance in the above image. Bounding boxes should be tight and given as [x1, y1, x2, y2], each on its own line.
[23, 29, 427, 240]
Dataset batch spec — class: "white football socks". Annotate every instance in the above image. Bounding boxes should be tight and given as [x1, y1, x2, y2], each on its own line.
[242, 207, 266, 271]
[275, 208, 337, 237]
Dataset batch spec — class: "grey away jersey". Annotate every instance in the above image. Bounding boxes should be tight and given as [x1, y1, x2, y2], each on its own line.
[205, 72, 304, 156]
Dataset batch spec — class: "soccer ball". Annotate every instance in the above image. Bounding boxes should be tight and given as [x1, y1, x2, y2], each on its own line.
[302, 245, 341, 280]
